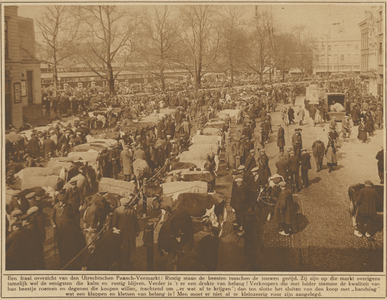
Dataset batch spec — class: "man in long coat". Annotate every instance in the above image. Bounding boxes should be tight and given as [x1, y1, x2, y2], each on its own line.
[230, 177, 250, 234]
[274, 181, 297, 236]
[120, 146, 134, 181]
[277, 124, 285, 153]
[257, 149, 271, 185]
[311, 137, 325, 172]
[354, 180, 378, 238]
[244, 149, 257, 180]
[111, 196, 140, 271]
[300, 148, 312, 188]
[197, 227, 220, 271]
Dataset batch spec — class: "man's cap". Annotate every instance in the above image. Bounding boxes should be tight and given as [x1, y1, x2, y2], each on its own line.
[251, 167, 259, 173]
[26, 192, 36, 199]
[364, 180, 373, 185]
[249, 149, 255, 153]
[237, 165, 245, 171]
[301, 148, 307, 152]
[120, 197, 131, 205]
[259, 149, 265, 153]
[234, 177, 243, 182]
[23, 153, 30, 159]
[231, 169, 240, 175]
[345, 116, 349, 118]
[10, 209, 23, 217]
[278, 181, 287, 187]
[27, 206, 39, 215]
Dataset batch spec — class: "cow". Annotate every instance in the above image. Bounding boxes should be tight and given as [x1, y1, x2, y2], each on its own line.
[81, 194, 112, 253]
[157, 212, 194, 257]
[348, 183, 384, 227]
[169, 161, 197, 172]
[159, 193, 227, 235]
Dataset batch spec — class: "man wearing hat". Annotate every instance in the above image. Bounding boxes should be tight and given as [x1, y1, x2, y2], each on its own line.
[244, 149, 257, 180]
[111, 194, 140, 270]
[341, 116, 351, 138]
[354, 181, 378, 238]
[277, 124, 285, 153]
[7, 193, 30, 215]
[292, 128, 302, 157]
[312, 137, 325, 172]
[197, 226, 220, 271]
[66, 180, 83, 224]
[230, 177, 250, 235]
[42, 133, 56, 158]
[258, 149, 271, 185]
[276, 155, 289, 183]
[6, 218, 25, 269]
[19, 206, 46, 269]
[376, 147, 384, 184]
[121, 145, 134, 182]
[27, 133, 41, 159]
[288, 150, 301, 192]
[300, 149, 311, 188]
[273, 181, 296, 236]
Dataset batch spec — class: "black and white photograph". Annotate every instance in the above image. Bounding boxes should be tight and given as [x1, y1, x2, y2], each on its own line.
[3, 2, 385, 277]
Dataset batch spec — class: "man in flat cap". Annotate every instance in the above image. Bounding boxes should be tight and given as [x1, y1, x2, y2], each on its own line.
[288, 151, 301, 193]
[300, 149, 311, 188]
[66, 180, 83, 225]
[273, 181, 297, 236]
[292, 128, 302, 157]
[244, 149, 257, 180]
[111, 194, 140, 270]
[277, 124, 285, 153]
[354, 180, 378, 238]
[230, 177, 249, 235]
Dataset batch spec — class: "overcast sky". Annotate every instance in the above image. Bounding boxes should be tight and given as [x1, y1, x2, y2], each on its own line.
[18, 3, 375, 42]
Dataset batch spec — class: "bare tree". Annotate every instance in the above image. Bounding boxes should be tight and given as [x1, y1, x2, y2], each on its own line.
[244, 7, 275, 84]
[291, 25, 315, 76]
[37, 6, 79, 95]
[135, 6, 180, 91]
[218, 7, 248, 86]
[272, 32, 297, 81]
[72, 6, 141, 94]
[177, 5, 221, 90]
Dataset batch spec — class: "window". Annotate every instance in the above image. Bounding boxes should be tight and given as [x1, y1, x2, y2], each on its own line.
[328, 45, 331, 51]
[4, 20, 8, 59]
[355, 44, 359, 50]
[341, 55, 344, 61]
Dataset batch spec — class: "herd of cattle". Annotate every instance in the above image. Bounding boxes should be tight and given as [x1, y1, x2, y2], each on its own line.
[5, 94, 384, 271]
[5, 107, 230, 270]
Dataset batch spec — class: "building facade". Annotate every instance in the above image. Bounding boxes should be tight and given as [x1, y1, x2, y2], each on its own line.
[358, 6, 384, 96]
[313, 39, 361, 75]
[4, 6, 41, 129]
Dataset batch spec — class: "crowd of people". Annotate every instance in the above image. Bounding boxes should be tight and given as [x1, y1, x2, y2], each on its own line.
[5, 74, 383, 271]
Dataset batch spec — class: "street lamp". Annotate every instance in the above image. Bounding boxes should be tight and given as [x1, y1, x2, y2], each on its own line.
[321, 34, 329, 77]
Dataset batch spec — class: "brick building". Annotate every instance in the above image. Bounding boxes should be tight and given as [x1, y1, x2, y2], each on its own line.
[4, 6, 41, 128]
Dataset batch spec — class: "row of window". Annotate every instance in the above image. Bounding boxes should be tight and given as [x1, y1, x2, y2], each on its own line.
[320, 44, 359, 51]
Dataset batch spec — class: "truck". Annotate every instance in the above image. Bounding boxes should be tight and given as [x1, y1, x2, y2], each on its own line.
[326, 93, 346, 121]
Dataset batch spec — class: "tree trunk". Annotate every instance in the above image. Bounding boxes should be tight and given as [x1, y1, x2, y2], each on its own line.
[160, 69, 165, 92]
[53, 51, 58, 97]
[230, 63, 234, 86]
[107, 64, 115, 95]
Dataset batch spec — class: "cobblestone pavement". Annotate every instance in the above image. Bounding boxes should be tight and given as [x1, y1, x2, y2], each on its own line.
[41, 96, 383, 271]
[217, 96, 383, 272]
